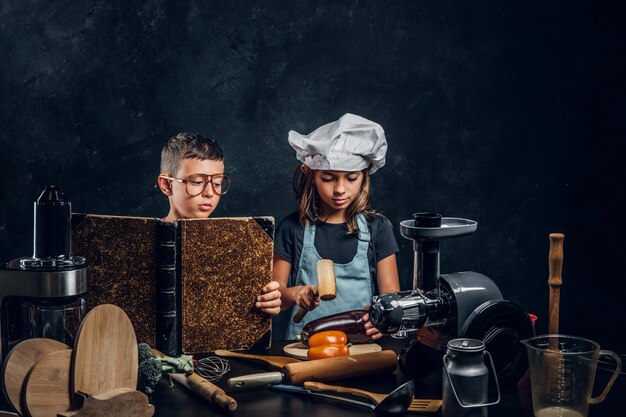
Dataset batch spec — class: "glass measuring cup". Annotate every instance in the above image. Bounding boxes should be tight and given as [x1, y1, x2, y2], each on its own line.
[522, 334, 622, 417]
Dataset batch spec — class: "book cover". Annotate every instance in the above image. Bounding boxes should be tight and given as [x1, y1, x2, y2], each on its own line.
[71, 214, 274, 355]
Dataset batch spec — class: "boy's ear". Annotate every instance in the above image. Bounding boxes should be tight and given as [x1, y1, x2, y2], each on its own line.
[157, 175, 173, 196]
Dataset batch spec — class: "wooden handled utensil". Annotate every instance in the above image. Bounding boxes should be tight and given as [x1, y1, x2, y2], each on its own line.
[293, 260, 337, 323]
[304, 381, 442, 414]
[214, 350, 301, 369]
[227, 350, 398, 391]
[548, 233, 564, 337]
[169, 373, 237, 412]
[546, 233, 565, 393]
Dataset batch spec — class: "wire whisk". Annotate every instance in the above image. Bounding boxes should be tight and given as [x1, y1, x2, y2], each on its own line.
[194, 356, 231, 381]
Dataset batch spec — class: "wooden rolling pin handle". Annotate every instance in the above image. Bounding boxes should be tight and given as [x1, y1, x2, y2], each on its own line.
[292, 286, 318, 324]
[187, 373, 237, 412]
[170, 373, 237, 412]
[548, 233, 564, 335]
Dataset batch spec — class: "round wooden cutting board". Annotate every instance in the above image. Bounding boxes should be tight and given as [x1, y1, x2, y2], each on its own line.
[1, 338, 69, 415]
[24, 349, 73, 417]
[72, 304, 138, 398]
[283, 342, 382, 360]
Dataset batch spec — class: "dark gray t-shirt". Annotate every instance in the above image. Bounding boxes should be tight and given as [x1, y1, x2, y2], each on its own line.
[274, 212, 399, 294]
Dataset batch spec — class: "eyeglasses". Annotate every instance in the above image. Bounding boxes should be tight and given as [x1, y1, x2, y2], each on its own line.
[159, 173, 232, 196]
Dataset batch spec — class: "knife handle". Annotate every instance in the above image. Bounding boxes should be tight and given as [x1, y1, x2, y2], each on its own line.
[227, 371, 284, 391]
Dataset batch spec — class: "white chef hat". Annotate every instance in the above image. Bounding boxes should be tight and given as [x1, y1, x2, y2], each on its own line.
[288, 113, 387, 174]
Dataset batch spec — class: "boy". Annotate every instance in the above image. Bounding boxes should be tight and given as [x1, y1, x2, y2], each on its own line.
[156, 133, 281, 316]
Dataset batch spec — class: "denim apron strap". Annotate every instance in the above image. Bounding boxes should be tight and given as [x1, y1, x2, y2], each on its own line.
[286, 213, 372, 340]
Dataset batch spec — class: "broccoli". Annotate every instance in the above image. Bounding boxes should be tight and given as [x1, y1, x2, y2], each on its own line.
[138, 356, 163, 395]
[136, 343, 196, 395]
[137, 343, 163, 395]
[138, 342, 153, 364]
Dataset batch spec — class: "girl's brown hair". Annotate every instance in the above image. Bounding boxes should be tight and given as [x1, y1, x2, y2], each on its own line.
[292, 165, 373, 234]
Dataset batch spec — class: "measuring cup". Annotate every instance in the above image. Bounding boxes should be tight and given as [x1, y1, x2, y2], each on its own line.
[522, 334, 622, 417]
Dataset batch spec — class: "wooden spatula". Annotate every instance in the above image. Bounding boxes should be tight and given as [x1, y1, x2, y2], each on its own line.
[304, 381, 442, 413]
[24, 349, 73, 417]
[72, 304, 138, 398]
[214, 349, 301, 369]
[1, 338, 69, 415]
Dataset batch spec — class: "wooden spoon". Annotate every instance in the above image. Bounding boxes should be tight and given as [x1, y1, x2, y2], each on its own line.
[1, 338, 69, 414]
[72, 304, 138, 398]
[24, 349, 73, 417]
[214, 349, 301, 369]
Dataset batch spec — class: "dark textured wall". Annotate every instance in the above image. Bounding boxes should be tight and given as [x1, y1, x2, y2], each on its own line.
[1, 1, 625, 352]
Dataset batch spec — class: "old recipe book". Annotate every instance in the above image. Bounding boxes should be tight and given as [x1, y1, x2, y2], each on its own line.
[71, 214, 274, 356]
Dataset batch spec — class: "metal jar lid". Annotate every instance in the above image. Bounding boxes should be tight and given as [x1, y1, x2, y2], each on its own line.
[447, 338, 485, 352]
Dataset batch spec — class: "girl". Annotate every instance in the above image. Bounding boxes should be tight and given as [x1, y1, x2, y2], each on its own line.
[274, 113, 400, 340]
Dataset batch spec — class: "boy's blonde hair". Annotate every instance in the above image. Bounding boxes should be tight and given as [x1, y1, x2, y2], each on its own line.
[292, 165, 373, 234]
[160, 133, 223, 175]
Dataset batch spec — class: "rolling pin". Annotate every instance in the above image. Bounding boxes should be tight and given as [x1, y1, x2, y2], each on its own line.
[153, 349, 237, 412]
[227, 350, 398, 391]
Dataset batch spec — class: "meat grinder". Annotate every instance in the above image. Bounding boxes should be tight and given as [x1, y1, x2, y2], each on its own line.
[369, 212, 534, 389]
[0, 186, 89, 362]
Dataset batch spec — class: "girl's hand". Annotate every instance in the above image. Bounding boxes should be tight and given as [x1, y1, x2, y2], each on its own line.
[255, 281, 282, 316]
[362, 312, 383, 340]
[296, 285, 320, 311]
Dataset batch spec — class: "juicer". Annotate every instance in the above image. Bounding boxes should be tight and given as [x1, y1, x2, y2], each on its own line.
[0, 186, 89, 362]
[369, 213, 534, 388]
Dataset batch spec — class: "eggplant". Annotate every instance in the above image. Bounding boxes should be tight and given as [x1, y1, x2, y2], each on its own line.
[296, 310, 370, 345]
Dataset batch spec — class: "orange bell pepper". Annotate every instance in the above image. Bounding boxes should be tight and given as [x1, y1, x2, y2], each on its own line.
[307, 330, 348, 347]
[307, 344, 350, 360]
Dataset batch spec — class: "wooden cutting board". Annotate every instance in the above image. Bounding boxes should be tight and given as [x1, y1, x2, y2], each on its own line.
[283, 342, 382, 360]
[72, 304, 138, 398]
[1, 338, 69, 415]
[24, 349, 73, 417]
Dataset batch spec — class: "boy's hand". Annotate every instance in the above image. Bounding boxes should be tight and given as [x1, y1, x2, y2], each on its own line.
[255, 281, 281, 316]
[362, 311, 383, 341]
[295, 284, 321, 311]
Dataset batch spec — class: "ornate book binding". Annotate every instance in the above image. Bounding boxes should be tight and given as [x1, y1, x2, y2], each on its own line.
[71, 214, 274, 355]
[155, 220, 179, 356]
